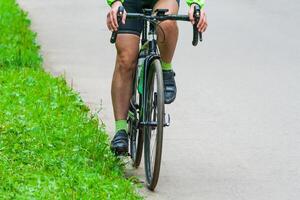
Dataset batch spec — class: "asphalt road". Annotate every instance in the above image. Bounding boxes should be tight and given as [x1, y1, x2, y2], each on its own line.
[18, 0, 300, 199]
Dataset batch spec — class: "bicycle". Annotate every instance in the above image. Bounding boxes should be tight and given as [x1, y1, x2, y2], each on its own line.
[110, 5, 203, 191]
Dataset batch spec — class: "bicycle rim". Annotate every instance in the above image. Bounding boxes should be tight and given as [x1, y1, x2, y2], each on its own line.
[128, 112, 143, 167]
[128, 69, 143, 168]
[144, 59, 164, 190]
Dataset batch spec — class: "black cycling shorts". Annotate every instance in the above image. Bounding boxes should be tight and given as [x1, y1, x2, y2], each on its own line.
[119, 0, 180, 36]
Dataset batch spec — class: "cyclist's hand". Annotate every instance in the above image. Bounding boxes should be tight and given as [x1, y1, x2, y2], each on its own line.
[106, 1, 127, 32]
[188, 4, 208, 33]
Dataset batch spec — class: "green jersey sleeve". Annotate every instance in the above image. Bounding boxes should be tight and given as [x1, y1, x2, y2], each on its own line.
[186, 0, 205, 8]
[107, 0, 124, 7]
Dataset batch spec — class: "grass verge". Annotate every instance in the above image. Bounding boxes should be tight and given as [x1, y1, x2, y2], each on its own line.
[0, 0, 141, 199]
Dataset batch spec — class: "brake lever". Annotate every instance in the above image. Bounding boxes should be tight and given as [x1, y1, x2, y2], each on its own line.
[192, 23, 199, 46]
[110, 6, 125, 44]
[192, 4, 202, 46]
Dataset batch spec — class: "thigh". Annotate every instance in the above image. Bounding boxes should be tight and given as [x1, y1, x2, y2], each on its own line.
[154, 0, 179, 43]
[119, 0, 143, 37]
[116, 34, 140, 62]
[153, 0, 179, 14]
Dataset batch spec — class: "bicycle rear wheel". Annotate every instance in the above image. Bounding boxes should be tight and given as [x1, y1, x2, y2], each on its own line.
[144, 59, 164, 191]
[128, 68, 143, 168]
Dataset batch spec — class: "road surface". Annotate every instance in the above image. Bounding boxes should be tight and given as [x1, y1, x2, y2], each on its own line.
[18, 0, 300, 199]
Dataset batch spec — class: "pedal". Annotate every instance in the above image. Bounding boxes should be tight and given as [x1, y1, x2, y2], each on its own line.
[164, 113, 170, 127]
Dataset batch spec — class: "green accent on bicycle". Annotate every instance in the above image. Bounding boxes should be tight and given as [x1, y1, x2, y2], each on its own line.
[137, 42, 149, 95]
[138, 65, 144, 94]
[128, 110, 135, 118]
[161, 61, 172, 71]
[115, 120, 128, 132]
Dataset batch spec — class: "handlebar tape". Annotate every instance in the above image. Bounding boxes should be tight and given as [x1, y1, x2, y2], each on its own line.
[192, 4, 202, 46]
[110, 6, 125, 44]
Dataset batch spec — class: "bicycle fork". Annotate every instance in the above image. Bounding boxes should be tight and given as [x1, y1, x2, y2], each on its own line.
[139, 92, 171, 129]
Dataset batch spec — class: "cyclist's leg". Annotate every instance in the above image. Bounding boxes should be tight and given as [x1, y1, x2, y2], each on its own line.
[111, 0, 142, 126]
[110, 34, 139, 154]
[154, 0, 179, 64]
[153, 0, 179, 104]
[112, 34, 139, 122]
[110, 0, 143, 154]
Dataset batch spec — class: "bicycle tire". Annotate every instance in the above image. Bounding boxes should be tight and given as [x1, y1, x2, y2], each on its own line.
[128, 67, 143, 168]
[144, 59, 164, 191]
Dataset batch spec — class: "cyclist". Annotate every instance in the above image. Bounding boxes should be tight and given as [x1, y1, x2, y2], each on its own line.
[106, 0, 208, 155]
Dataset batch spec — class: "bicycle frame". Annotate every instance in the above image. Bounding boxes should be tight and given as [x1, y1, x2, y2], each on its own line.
[132, 7, 199, 128]
[110, 6, 203, 190]
[139, 9, 161, 127]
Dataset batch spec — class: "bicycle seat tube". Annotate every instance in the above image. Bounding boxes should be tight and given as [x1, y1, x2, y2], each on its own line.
[148, 21, 157, 55]
[142, 9, 151, 45]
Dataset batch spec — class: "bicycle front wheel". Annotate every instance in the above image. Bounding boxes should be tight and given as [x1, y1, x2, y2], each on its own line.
[144, 59, 164, 191]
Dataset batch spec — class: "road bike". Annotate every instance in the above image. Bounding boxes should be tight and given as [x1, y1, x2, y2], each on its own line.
[110, 5, 202, 190]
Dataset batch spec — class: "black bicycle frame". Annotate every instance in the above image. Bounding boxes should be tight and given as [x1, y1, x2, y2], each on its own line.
[110, 6, 203, 127]
[140, 9, 160, 126]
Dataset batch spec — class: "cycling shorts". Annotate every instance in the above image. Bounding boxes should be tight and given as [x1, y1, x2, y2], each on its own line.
[119, 0, 180, 36]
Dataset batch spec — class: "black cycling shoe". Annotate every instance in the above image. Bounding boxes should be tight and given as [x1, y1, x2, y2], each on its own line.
[110, 130, 128, 156]
[163, 70, 177, 104]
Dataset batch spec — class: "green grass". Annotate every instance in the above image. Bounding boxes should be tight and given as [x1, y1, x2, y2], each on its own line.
[0, 0, 42, 69]
[0, 0, 142, 199]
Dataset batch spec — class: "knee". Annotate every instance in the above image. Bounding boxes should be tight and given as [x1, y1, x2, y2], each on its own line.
[116, 51, 137, 74]
[159, 20, 178, 34]
[158, 21, 178, 42]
